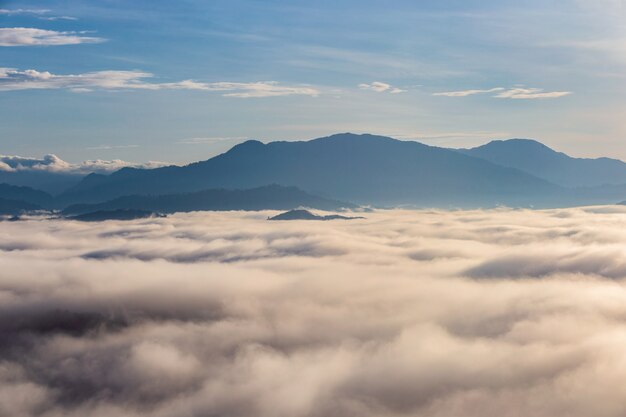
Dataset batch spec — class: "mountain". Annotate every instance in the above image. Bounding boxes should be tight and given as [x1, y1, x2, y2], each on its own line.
[0, 183, 54, 207]
[60, 133, 563, 208]
[0, 171, 84, 195]
[458, 139, 626, 188]
[62, 185, 354, 215]
[0, 198, 42, 215]
[68, 209, 163, 222]
[268, 209, 364, 221]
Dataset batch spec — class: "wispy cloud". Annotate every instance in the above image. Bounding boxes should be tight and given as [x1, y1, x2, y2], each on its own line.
[177, 137, 248, 145]
[0, 8, 50, 15]
[0, 8, 77, 20]
[0, 153, 168, 174]
[86, 144, 140, 150]
[0, 68, 320, 98]
[494, 88, 573, 99]
[433, 87, 505, 97]
[0, 28, 104, 46]
[359, 81, 406, 94]
[434, 87, 572, 99]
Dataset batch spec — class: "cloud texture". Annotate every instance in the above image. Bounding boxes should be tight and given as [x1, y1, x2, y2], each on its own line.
[0, 28, 103, 46]
[0, 68, 320, 97]
[2, 207, 626, 416]
[0, 154, 168, 175]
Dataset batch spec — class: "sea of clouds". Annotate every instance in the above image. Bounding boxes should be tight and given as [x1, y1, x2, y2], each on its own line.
[2, 207, 626, 416]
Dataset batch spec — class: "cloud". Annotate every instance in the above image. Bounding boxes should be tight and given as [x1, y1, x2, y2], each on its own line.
[0, 9, 50, 15]
[0, 9, 78, 21]
[493, 88, 573, 99]
[433, 87, 505, 97]
[2, 207, 626, 416]
[434, 87, 572, 99]
[359, 81, 406, 94]
[176, 137, 248, 145]
[0, 68, 320, 97]
[0, 28, 104, 46]
[0, 154, 169, 175]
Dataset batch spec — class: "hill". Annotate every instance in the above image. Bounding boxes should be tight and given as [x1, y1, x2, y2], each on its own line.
[459, 139, 626, 188]
[60, 133, 561, 207]
[62, 185, 354, 215]
[0, 183, 54, 207]
[268, 209, 364, 221]
[0, 198, 42, 215]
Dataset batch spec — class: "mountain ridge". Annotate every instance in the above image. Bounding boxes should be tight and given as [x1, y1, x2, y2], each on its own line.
[459, 138, 626, 187]
[59, 133, 561, 207]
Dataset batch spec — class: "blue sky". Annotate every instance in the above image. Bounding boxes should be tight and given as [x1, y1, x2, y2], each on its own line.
[0, 0, 625, 164]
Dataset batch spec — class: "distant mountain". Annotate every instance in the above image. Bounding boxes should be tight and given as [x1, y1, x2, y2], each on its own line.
[68, 209, 162, 222]
[459, 139, 626, 188]
[0, 183, 54, 207]
[269, 209, 364, 221]
[60, 133, 563, 208]
[0, 171, 83, 195]
[62, 185, 354, 215]
[0, 198, 42, 215]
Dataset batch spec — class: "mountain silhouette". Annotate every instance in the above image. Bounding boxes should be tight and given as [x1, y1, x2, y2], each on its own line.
[0, 198, 42, 215]
[0, 171, 83, 195]
[62, 185, 354, 215]
[0, 184, 54, 207]
[60, 133, 563, 207]
[459, 139, 626, 187]
[68, 209, 162, 222]
[268, 209, 364, 221]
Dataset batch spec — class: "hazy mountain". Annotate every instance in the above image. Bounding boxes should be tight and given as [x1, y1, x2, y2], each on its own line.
[0, 198, 42, 215]
[269, 209, 364, 221]
[62, 185, 354, 215]
[0, 183, 54, 207]
[60, 133, 563, 207]
[0, 171, 84, 195]
[459, 139, 626, 188]
[68, 209, 163, 222]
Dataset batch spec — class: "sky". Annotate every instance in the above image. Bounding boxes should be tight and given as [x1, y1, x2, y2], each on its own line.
[0, 0, 625, 164]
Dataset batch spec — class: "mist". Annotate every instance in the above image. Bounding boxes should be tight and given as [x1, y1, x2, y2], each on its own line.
[2, 207, 626, 416]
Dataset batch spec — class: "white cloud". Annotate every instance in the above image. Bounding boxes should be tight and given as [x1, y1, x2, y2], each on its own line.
[0, 68, 320, 97]
[359, 81, 406, 94]
[0, 154, 169, 175]
[0, 9, 50, 15]
[0, 28, 104, 46]
[433, 87, 505, 97]
[176, 137, 248, 145]
[0, 9, 77, 21]
[434, 87, 572, 99]
[494, 88, 573, 99]
[2, 207, 626, 415]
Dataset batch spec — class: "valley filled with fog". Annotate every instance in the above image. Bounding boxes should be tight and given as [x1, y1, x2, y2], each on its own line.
[3, 207, 626, 416]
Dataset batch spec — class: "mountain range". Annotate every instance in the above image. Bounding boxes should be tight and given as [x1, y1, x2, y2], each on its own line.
[2, 133, 626, 213]
[459, 139, 626, 188]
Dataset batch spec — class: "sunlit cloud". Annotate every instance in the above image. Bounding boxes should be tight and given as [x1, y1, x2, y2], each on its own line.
[433, 87, 505, 97]
[0, 68, 320, 97]
[2, 207, 626, 416]
[0, 153, 168, 174]
[434, 86, 572, 99]
[176, 137, 248, 145]
[359, 81, 406, 93]
[0, 28, 103, 46]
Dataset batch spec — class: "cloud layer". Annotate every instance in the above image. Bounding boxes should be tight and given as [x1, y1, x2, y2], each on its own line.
[0, 154, 168, 175]
[434, 87, 572, 99]
[2, 207, 626, 416]
[0, 68, 320, 97]
[0, 28, 103, 46]
[359, 81, 406, 94]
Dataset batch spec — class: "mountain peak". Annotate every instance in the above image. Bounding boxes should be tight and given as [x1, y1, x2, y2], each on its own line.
[476, 138, 556, 152]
